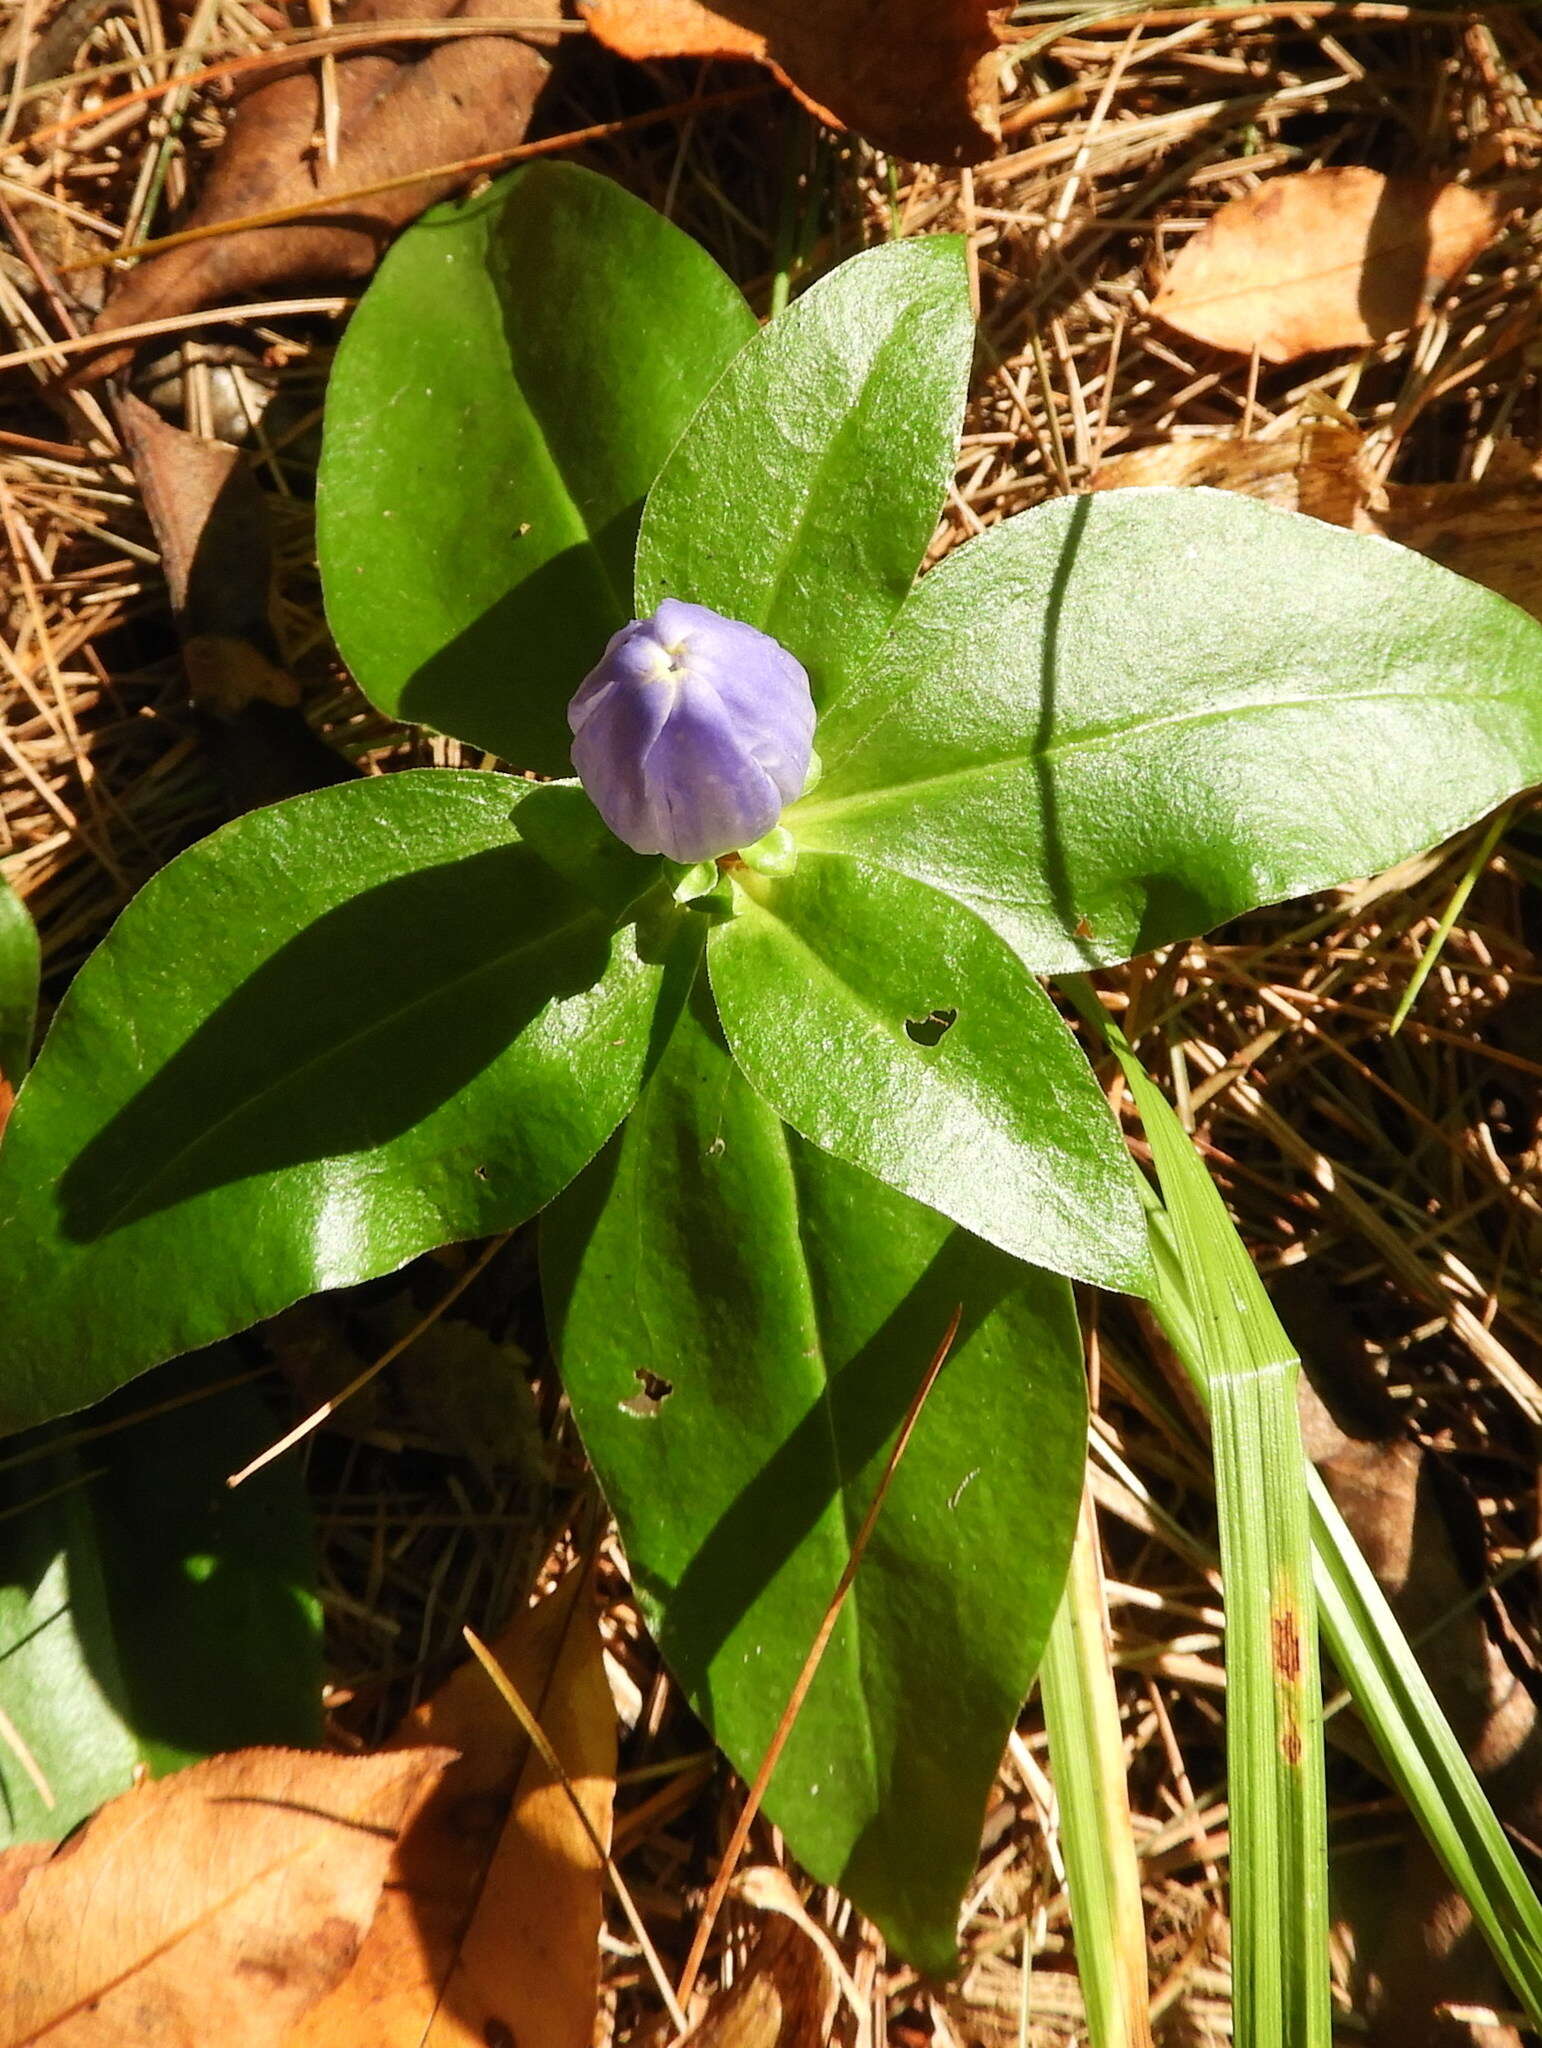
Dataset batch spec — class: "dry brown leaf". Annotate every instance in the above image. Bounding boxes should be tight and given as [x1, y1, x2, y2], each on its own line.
[0, 1745, 450, 2048]
[1380, 447, 1542, 629]
[114, 391, 358, 812]
[581, 0, 1008, 165]
[1093, 424, 1542, 631]
[1150, 169, 1503, 365]
[288, 1562, 616, 2047]
[678, 1911, 834, 2047]
[732, 1865, 865, 2020]
[116, 391, 291, 710]
[1091, 417, 1386, 530]
[82, 0, 560, 382]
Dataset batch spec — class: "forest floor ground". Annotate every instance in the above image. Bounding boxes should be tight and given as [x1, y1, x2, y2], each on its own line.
[3, 5, 1541, 2041]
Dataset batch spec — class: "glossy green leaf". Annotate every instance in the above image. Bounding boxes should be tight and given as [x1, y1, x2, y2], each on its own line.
[318, 162, 756, 773]
[0, 1354, 320, 1846]
[543, 982, 1086, 1973]
[0, 771, 689, 1431]
[707, 854, 1150, 1292]
[0, 872, 39, 1090]
[635, 236, 973, 707]
[798, 488, 1542, 970]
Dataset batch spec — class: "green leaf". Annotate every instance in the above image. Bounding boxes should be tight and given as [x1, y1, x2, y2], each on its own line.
[0, 871, 39, 1090]
[543, 981, 1086, 1973]
[0, 1354, 320, 1846]
[707, 854, 1150, 1292]
[318, 162, 756, 773]
[635, 236, 973, 707]
[799, 489, 1542, 970]
[0, 772, 689, 1431]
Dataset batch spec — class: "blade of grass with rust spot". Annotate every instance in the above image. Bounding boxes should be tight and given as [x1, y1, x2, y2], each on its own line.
[1065, 978, 1330, 2048]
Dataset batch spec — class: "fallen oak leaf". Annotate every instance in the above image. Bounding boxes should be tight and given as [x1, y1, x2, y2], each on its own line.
[0, 1745, 451, 2048]
[676, 1911, 833, 2047]
[1150, 168, 1504, 365]
[1379, 445, 1542, 630]
[114, 391, 359, 813]
[1092, 427, 1542, 631]
[1090, 415, 1386, 531]
[79, 0, 562, 383]
[287, 1561, 616, 2047]
[581, 0, 1009, 165]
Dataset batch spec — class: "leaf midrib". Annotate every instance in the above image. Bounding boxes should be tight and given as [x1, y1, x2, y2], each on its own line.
[504, 337, 627, 624]
[799, 683, 1520, 827]
[641, 267, 951, 673]
[722, 860, 1086, 1223]
[756, 297, 940, 665]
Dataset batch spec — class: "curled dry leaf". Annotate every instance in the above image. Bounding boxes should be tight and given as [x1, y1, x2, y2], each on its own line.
[1150, 168, 1503, 365]
[1093, 426, 1542, 630]
[114, 391, 358, 813]
[82, 0, 561, 382]
[288, 1562, 616, 2048]
[115, 391, 293, 711]
[1090, 416, 1386, 531]
[678, 1913, 834, 2048]
[581, 0, 1008, 164]
[0, 1745, 450, 2048]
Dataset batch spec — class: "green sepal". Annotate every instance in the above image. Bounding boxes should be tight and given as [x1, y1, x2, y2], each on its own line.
[737, 825, 798, 877]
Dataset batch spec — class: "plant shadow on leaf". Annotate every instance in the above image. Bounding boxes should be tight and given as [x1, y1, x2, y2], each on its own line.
[1034, 491, 1265, 963]
[565, 1143, 1022, 1712]
[393, 511, 643, 776]
[55, 834, 642, 1243]
[1035, 492, 1093, 963]
[0, 1349, 320, 1841]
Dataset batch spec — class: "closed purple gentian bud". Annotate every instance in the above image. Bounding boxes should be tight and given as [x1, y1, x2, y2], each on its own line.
[568, 599, 816, 865]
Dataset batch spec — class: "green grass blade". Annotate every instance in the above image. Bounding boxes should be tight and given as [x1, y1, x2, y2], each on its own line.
[1069, 986, 1542, 2033]
[1040, 1486, 1154, 2048]
[1065, 980, 1331, 2048]
[1389, 802, 1515, 1035]
[1309, 1471, 1542, 2019]
[1147, 1181, 1542, 2026]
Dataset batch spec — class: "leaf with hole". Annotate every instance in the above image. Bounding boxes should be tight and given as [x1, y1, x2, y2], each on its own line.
[635, 235, 974, 710]
[0, 771, 690, 1430]
[543, 983, 1087, 1973]
[318, 162, 757, 773]
[797, 488, 1542, 970]
[707, 854, 1150, 1292]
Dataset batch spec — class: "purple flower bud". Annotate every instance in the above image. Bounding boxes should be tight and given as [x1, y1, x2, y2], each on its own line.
[568, 600, 816, 865]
